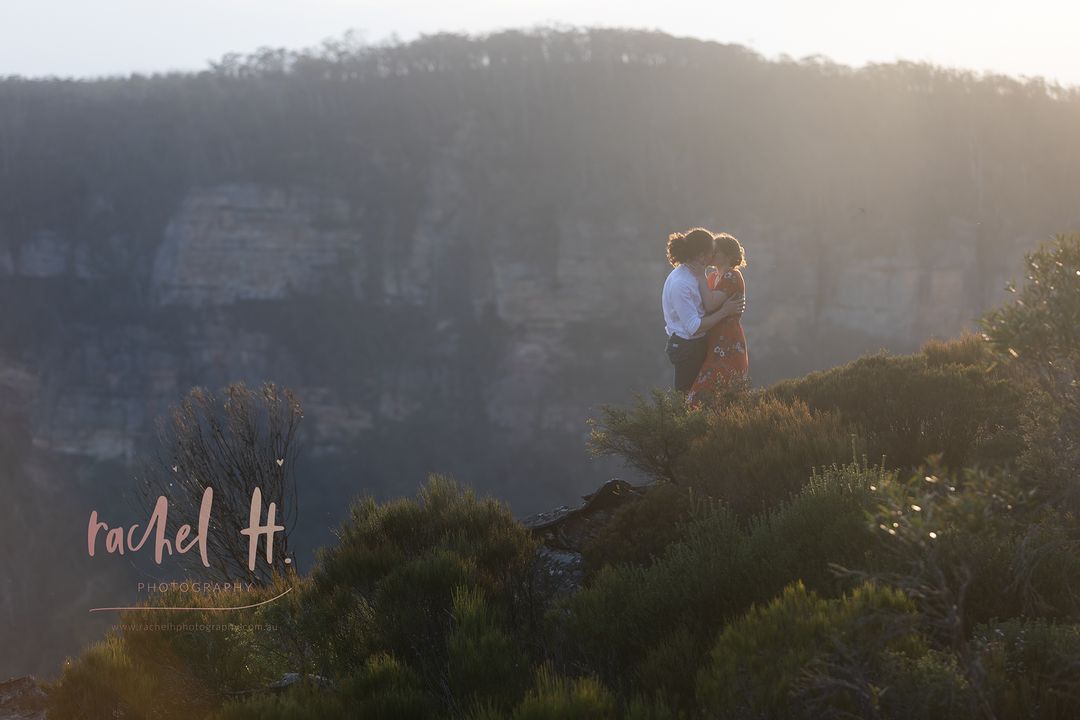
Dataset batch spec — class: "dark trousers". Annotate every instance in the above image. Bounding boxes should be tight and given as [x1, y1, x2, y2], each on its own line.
[666, 333, 707, 392]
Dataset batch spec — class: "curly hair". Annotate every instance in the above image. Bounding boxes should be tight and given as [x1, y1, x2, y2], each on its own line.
[712, 232, 746, 269]
[666, 227, 716, 267]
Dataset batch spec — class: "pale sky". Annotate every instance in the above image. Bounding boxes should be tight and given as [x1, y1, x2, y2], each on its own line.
[1, 0, 1077, 87]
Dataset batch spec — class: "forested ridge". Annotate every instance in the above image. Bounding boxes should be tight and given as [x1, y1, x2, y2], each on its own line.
[3, 27, 1078, 288]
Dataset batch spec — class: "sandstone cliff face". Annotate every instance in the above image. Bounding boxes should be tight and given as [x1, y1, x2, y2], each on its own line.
[150, 185, 363, 308]
[0, 182, 1047, 466]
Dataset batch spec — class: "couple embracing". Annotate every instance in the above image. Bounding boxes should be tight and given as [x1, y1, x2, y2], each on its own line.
[661, 227, 749, 405]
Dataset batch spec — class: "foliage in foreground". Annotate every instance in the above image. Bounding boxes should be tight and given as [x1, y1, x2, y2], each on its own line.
[48, 462, 1080, 720]
[588, 389, 854, 516]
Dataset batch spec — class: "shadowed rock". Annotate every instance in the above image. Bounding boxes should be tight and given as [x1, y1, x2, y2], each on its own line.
[520, 478, 651, 595]
[0, 677, 46, 720]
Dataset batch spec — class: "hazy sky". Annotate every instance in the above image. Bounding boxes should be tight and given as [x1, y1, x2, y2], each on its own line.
[1, 0, 1077, 87]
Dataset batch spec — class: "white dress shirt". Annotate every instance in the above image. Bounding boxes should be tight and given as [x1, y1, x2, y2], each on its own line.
[662, 264, 705, 340]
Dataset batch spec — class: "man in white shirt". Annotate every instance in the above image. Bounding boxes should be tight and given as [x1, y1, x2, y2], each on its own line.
[662, 228, 744, 391]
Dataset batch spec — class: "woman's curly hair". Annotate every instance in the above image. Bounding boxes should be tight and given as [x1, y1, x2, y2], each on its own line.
[666, 227, 716, 267]
[712, 232, 746, 269]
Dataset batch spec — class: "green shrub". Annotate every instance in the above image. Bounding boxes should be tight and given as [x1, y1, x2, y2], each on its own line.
[315, 474, 537, 600]
[508, 665, 617, 720]
[309, 474, 540, 680]
[47, 633, 173, 720]
[213, 683, 347, 720]
[973, 619, 1080, 720]
[768, 345, 1026, 471]
[921, 332, 998, 368]
[371, 547, 479, 684]
[214, 653, 436, 720]
[336, 653, 438, 719]
[586, 389, 708, 485]
[1005, 518, 1080, 619]
[448, 585, 531, 712]
[681, 395, 855, 515]
[981, 234, 1080, 370]
[560, 498, 744, 687]
[632, 626, 699, 708]
[739, 461, 883, 598]
[874, 648, 973, 720]
[1013, 383, 1078, 503]
[272, 576, 378, 675]
[48, 577, 302, 720]
[623, 693, 685, 720]
[120, 576, 294, 695]
[562, 462, 884, 708]
[695, 580, 944, 719]
[859, 466, 1080, 640]
[591, 340, 1029, 517]
[982, 234, 1080, 509]
[590, 390, 853, 516]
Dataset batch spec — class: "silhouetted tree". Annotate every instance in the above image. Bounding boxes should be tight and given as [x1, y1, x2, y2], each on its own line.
[133, 381, 303, 584]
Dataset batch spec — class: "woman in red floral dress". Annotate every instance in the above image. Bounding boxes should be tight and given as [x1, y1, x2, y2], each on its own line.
[686, 233, 748, 406]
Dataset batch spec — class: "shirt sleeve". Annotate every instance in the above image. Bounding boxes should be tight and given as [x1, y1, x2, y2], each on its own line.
[674, 282, 703, 336]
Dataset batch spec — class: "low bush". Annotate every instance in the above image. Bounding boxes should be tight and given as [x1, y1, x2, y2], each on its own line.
[768, 341, 1026, 471]
[315, 474, 538, 603]
[980, 234, 1080, 370]
[973, 619, 1080, 720]
[561, 462, 883, 709]
[981, 234, 1080, 509]
[921, 332, 998, 368]
[623, 693, 685, 720]
[590, 390, 854, 516]
[856, 465, 1080, 642]
[739, 461, 883, 598]
[335, 653, 438, 719]
[47, 634, 170, 720]
[448, 585, 531, 713]
[48, 578, 298, 720]
[309, 474, 541, 686]
[505, 664, 617, 720]
[695, 580, 970, 719]
[269, 575, 377, 676]
[213, 653, 436, 720]
[213, 683, 347, 720]
[585, 389, 708, 486]
[121, 576, 294, 694]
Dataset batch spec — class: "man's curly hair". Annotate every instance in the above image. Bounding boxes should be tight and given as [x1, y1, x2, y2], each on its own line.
[666, 227, 716, 267]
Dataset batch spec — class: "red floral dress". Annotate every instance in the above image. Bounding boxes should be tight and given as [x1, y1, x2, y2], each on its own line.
[686, 267, 748, 406]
